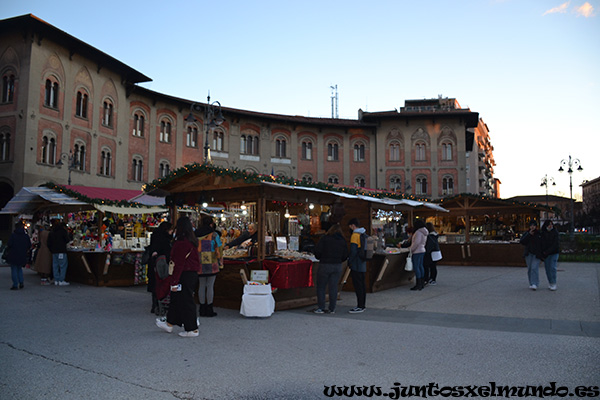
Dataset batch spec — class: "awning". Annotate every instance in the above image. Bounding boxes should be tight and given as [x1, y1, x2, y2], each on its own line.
[0, 187, 167, 215]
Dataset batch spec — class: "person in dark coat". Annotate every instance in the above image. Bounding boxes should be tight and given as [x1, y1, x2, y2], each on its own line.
[156, 216, 201, 337]
[147, 221, 173, 314]
[47, 220, 72, 286]
[224, 223, 257, 249]
[313, 223, 349, 314]
[520, 220, 543, 290]
[541, 220, 560, 291]
[424, 222, 440, 286]
[6, 221, 32, 290]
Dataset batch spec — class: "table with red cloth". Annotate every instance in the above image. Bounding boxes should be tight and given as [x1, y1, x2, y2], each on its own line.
[262, 259, 314, 289]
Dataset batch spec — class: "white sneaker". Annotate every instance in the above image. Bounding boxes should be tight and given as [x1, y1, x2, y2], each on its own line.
[155, 319, 173, 333]
[58, 281, 70, 286]
[54, 280, 59, 286]
[529, 284, 537, 290]
[178, 330, 199, 337]
[549, 284, 557, 291]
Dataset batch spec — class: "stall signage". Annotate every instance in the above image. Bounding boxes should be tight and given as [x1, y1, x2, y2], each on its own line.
[251, 270, 269, 284]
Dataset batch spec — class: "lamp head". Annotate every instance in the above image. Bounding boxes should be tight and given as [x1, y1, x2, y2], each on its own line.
[558, 166, 564, 172]
[577, 165, 583, 171]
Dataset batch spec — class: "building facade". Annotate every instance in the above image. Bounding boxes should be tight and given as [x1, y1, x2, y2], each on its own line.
[0, 14, 499, 235]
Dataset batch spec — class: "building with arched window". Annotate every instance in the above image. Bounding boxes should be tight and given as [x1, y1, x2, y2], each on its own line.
[0, 14, 500, 237]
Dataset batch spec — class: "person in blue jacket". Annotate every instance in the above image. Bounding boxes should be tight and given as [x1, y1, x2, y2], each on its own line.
[6, 221, 32, 290]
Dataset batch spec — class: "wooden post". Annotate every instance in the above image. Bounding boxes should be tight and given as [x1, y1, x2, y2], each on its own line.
[257, 195, 266, 262]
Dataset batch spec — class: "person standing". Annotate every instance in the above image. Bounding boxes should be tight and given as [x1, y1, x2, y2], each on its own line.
[224, 223, 257, 249]
[424, 222, 440, 286]
[6, 221, 31, 290]
[313, 223, 349, 314]
[156, 216, 201, 337]
[33, 224, 53, 285]
[47, 220, 72, 286]
[347, 218, 367, 313]
[196, 215, 223, 318]
[410, 219, 428, 291]
[520, 220, 543, 290]
[541, 220, 559, 291]
[147, 221, 173, 314]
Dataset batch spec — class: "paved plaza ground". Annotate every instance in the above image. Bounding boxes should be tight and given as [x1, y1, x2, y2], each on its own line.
[1, 262, 599, 399]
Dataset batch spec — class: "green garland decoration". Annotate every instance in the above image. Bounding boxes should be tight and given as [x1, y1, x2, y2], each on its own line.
[143, 162, 430, 203]
[44, 182, 148, 208]
[438, 193, 559, 214]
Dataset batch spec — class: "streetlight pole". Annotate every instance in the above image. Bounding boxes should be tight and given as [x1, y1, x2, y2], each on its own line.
[558, 155, 583, 239]
[185, 93, 225, 164]
[57, 151, 80, 185]
[540, 174, 555, 206]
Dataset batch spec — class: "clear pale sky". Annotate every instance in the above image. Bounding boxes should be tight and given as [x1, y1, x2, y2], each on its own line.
[2, 0, 598, 199]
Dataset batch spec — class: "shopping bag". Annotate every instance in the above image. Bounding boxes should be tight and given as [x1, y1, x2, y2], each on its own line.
[431, 250, 443, 262]
[404, 253, 413, 271]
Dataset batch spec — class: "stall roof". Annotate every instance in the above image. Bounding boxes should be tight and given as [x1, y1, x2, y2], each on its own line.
[435, 194, 553, 215]
[144, 164, 447, 212]
[0, 186, 167, 215]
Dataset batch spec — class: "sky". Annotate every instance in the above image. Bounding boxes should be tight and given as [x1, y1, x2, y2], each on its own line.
[2, 0, 598, 199]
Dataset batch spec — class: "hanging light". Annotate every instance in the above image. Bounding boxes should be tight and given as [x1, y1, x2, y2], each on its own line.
[309, 203, 315, 210]
[284, 209, 290, 218]
[202, 202, 208, 208]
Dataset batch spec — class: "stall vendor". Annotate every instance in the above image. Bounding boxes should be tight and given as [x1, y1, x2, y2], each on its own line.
[224, 223, 257, 250]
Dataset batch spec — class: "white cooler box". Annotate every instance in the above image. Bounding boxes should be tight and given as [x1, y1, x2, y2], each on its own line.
[240, 284, 275, 317]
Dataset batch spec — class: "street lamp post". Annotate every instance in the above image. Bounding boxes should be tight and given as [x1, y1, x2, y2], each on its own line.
[540, 174, 556, 206]
[558, 155, 583, 238]
[57, 151, 80, 185]
[185, 93, 225, 164]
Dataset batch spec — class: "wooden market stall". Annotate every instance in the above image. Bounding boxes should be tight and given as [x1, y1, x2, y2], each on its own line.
[419, 194, 553, 266]
[0, 185, 167, 286]
[144, 164, 448, 310]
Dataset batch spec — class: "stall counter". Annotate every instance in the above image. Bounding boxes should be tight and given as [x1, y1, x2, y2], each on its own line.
[66, 249, 144, 286]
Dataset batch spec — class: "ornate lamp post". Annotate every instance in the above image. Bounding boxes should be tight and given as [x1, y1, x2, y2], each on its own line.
[540, 174, 556, 206]
[558, 155, 583, 238]
[185, 93, 225, 164]
[56, 151, 80, 185]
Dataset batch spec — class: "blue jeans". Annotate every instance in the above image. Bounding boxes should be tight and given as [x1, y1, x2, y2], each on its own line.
[10, 264, 24, 288]
[52, 253, 68, 282]
[316, 263, 342, 311]
[544, 253, 559, 285]
[412, 252, 425, 279]
[525, 254, 541, 286]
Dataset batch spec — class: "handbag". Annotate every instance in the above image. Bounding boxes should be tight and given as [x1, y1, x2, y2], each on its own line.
[404, 253, 413, 271]
[431, 250, 442, 262]
[168, 250, 191, 276]
[156, 255, 169, 279]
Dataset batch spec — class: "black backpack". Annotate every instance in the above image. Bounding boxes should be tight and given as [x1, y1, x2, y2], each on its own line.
[358, 233, 375, 261]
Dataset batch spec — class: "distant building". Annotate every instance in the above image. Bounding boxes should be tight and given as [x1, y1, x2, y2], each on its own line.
[580, 176, 600, 233]
[508, 195, 581, 231]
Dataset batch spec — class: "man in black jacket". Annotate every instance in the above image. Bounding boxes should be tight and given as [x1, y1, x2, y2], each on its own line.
[519, 220, 543, 290]
[313, 224, 349, 314]
[47, 220, 72, 286]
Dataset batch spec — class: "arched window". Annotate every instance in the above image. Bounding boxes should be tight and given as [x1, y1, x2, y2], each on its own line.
[327, 142, 339, 161]
[75, 90, 88, 118]
[44, 79, 59, 108]
[415, 142, 426, 161]
[442, 176, 454, 195]
[41, 135, 57, 165]
[390, 176, 402, 192]
[132, 158, 143, 182]
[302, 174, 313, 183]
[442, 142, 453, 161]
[100, 149, 112, 176]
[301, 140, 312, 160]
[328, 175, 339, 184]
[159, 162, 170, 178]
[275, 137, 287, 158]
[160, 120, 171, 143]
[73, 143, 86, 171]
[213, 130, 224, 151]
[416, 176, 428, 195]
[2, 73, 15, 103]
[102, 101, 113, 127]
[353, 143, 365, 162]
[133, 112, 145, 137]
[187, 125, 198, 147]
[0, 130, 10, 161]
[354, 176, 366, 188]
[241, 134, 259, 155]
[389, 142, 401, 161]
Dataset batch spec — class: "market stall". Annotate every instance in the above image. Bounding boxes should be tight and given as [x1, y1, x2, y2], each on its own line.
[144, 163, 447, 309]
[419, 194, 553, 266]
[0, 184, 167, 286]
